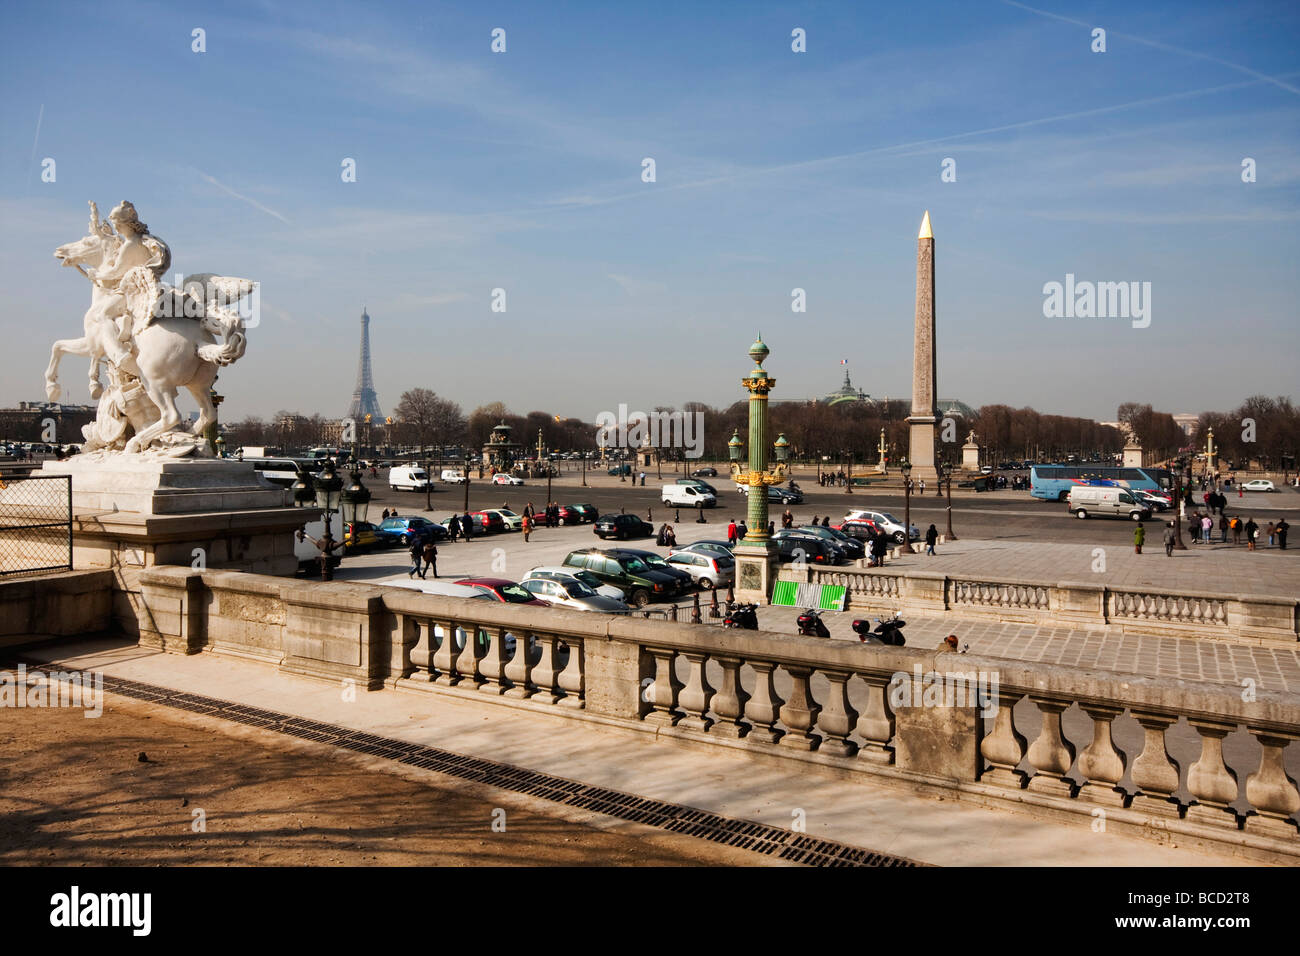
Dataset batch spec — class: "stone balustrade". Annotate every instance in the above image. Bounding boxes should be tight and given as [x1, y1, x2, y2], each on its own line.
[129, 565, 1300, 861]
[788, 566, 1299, 643]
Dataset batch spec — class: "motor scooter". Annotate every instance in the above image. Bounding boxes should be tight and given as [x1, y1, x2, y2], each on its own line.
[796, 607, 831, 638]
[852, 612, 906, 646]
[722, 600, 758, 630]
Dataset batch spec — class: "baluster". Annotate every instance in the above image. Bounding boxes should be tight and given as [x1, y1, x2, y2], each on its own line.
[1186, 720, 1240, 828]
[1244, 732, 1300, 837]
[1130, 713, 1184, 818]
[554, 638, 584, 708]
[676, 652, 714, 731]
[642, 647, 682, 726]
[818, 670, 858, 757]
[855, 674, 895, 763]
[1077, 705, 1128, 807]
[778, 666, 821, 751]
[430, 618, 461, 685]
[1026, 698, 1077, 797]
[744, 660, 784, 744]
[710, 656, 749, 738]
[502, 631, 534, 699]
[476, 626, 510, 695]
[530, 633, 563, 704]
[455, 623, 483, 685]
[980, 692, 1027, 788]
[407, 617, 435, 682]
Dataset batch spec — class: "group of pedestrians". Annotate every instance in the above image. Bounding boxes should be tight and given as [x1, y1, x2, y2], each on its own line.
[1152, 514, 1289, 554]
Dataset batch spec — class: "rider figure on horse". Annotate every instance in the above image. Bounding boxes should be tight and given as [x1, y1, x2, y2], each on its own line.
[83, 201, 169, 368]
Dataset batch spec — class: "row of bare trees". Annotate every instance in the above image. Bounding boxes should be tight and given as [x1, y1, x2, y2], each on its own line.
[1194, 396, 1299, 470]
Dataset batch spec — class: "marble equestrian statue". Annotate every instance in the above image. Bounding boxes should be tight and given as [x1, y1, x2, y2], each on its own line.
[45, 201, 256, 457]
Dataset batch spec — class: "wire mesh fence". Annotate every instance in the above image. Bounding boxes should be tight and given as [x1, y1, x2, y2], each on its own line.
[0, 474, 72, 577]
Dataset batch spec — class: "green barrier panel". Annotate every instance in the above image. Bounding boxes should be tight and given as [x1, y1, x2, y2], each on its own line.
[771, 580, 846, 611]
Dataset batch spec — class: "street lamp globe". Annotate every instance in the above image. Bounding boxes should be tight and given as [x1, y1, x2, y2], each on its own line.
[341, 468, 371, 526]
[291, 464, 315, 508]
[313, 459, 344, 512]
[901, 459, 912, 481]
[728, 429, 744, 462]
[773, 433, 789, 463]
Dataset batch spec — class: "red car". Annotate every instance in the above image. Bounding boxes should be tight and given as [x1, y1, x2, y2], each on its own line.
[468, 511, 508, 534]
[459, 577, 550, 607]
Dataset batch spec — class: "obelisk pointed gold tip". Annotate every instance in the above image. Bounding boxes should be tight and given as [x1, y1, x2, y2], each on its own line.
[918, 210, 933, 240]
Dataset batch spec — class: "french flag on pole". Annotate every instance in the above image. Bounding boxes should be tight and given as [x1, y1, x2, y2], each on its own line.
[840, 358, 848, 366]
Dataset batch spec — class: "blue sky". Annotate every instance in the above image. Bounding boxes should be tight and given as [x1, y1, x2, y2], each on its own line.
[1, 0, 1297, 423]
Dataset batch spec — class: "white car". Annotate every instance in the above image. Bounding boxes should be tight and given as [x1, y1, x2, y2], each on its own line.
[484, 508, 524, 530]
[1242, 479, 1276, 492]
[519, 578, 630, 613]
[491, 473, 524, 486]
[844, 509, 920, 544]
[523, 567, 627, 601]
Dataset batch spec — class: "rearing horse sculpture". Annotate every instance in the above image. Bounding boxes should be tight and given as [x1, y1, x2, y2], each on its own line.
[46, 201, 254, 456]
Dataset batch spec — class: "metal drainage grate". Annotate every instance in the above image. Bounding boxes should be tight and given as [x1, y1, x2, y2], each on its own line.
[28, 660, 922, 867]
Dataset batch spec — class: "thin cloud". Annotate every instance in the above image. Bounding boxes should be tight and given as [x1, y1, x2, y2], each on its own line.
[196, 171, 291, 224]
[27, 104, 43, 187]
[1000, 0, 1300, 96]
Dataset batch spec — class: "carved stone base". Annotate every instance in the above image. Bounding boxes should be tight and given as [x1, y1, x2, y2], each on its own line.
[1185, 804, 1242, 829]
[1027, 774, 1077, 799]
[981, 767, 1028, 789]
[1131, 794, 1184, 819]
[1243, 813, 1299, 838]
[1077, 783, 1129, 808]
[643, 710, 681, 727]
[732, 541, 777, 604]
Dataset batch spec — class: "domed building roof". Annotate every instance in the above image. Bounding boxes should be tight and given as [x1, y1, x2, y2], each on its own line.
[823, 369, 873, 406]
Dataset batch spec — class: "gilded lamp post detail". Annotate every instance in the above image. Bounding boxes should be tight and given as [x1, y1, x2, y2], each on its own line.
[728, 335, 788, 602]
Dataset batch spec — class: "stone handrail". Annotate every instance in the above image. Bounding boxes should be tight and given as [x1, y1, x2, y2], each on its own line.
[791, 566, 1299, 642]
[133, 565, 1300, 860]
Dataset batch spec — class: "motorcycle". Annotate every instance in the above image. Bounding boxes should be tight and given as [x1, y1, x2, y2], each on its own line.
[796, 607, 831, 638]
[722, 600, 758, 630]
[852, 612, 906, 646]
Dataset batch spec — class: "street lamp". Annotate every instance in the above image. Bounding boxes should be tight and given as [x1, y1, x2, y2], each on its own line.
[727, 337, 786, 599]
[845, 447, 853, 494]
[941, 459, 957, 541]
[291, 463, 316, 508]
[313, 459, 344, 581]
[900, 458, 916, 554]
[1171, 463, 1187, 551]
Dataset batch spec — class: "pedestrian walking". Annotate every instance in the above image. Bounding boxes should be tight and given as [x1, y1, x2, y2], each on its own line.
[1219, 514, 1229, 542]
[522, 513, 532, 542]
[1278, 518, 1290, 550]
[736, 520, 748, 541]
[1163, 521, 1176, 557]
[408, 539, 423, 578]
[1201, 514, 1213, 543]
[420, 539, 438, 579]
[821, 516, 831, 527]
[919, 480, 926, 495]
[1134, 521, 1145, 555]
[872, 530, 889, 566]
[447, 513, 461, 542]
[1267, 521, 1276, 547]
[462, 512, 474, 541]
[782, 508, 794, 529]
[1245, 518, 1259, 551]
[727, 519, 738, 547]
[1230, 515, 1241, 544]
[381, 508, 391, 520]
[639, 471, 646, 486]
[1188, 513, 1200, 544]
[924, 524, 938, 556]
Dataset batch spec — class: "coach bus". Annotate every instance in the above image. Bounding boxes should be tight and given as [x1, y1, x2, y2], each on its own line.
[1030, 464, 1172, 501]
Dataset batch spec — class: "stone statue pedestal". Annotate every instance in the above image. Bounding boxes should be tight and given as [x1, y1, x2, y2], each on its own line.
[961, 441, 980, 472]
[907, 417, 939, 484]
[733, 539, 778, 604]
[30, 457, 310, 636]
[1122, 441, 1143, 469]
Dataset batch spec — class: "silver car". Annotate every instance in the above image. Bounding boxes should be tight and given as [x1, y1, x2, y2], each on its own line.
[523, 566, 626, 601]
[520, 577, 630, 613]
[666, 549, 734, 589]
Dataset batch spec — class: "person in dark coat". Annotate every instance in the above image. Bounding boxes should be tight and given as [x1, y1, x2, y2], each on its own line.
[462, 511, 474, 540]
[1245, 517, 1259, 551]
[924, 524, 938, 556]
[1278, 518, 1290, 550]
[872, 531, 890, 565]
[408, 539, 423, 578]
[420, 539, 438, 579]
[447, 513, 461, 541]
[1163, 521, 1176, 557]
[736, 520, 748, 541]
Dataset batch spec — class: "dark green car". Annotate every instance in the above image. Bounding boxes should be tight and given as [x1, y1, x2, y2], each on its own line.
[562, 549, 677, 608]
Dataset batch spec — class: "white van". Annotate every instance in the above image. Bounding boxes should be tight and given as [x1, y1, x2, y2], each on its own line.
[441, 469, 469, 484]
[390, 465, 432, 491]
[661, 483, 716, 508]
[1067, 486, 1152, 521]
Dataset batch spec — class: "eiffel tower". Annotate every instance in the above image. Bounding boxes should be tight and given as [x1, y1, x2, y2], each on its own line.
[346, 307, 383, 422]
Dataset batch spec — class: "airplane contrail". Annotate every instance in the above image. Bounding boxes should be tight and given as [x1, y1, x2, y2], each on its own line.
[28, 104, 44, 185]
[197, 170, 292, 224]
[1000, 0, 1300, 96]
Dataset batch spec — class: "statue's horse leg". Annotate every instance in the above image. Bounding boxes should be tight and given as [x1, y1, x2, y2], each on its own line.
[185, 362, 219, 440]
[45, 336, 93, 403]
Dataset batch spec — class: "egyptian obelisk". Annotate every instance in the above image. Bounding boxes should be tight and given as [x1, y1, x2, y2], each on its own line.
[907, 210, 939, 483]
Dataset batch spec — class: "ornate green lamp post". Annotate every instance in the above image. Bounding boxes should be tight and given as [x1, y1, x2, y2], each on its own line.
[728, 336, 788, 602]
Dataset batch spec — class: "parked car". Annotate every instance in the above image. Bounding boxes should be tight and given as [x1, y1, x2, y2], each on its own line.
[794, 524, 865, 560]
[606, 548, 694, 591]
[1132, 489, 1171, 512]
[440, 469, 469, 484]
[594, 513, 654, 540]
[375, 515, 449, 546]
[519, 577, 630, 613]
[690, 467, 718, 477]
[844, 509, 919, 544]
[1242, 479, 1276, 492]
[661, 483, 716, 508]
[666, 549, 734, 589]
[569, 503, 600, 523]
[343, 520, 382, 552]
[483, 508, 524, 531]
[459, 577, 551, 606]
[468, 511, 509, 534]
[522, 566, 627, 601]
[562, 549, 683, 607]
[539, 504, 581, 525]
[774, 534, 842, 565]
[677, 477, 720, 496]
[608, 464, 632, 476]
[833, 519, 882, 542]
[669, 540, 734, 560]
[389, 465, 433, 492]
[737, 484, 804, 504]
[491, 473, 524, 486]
